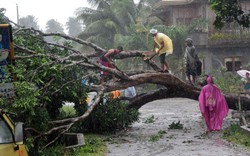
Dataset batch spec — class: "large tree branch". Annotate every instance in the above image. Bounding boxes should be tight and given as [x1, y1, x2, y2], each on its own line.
[125, 88, 250, 111]
[15, 28, 106, 52]
[15, 43, 250, 111]
[49, 90, 103, 124]
[11, 24, 250, 150]
[32, 90, 103, 139]
[41, 123, 73, 150]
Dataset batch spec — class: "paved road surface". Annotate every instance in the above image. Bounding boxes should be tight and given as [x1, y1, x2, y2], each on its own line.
[107, 98, 250, 156]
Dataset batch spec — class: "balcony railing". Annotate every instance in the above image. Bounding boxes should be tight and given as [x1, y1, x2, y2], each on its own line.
[208, 31, 250, 45]
[188, 31, 250, 46]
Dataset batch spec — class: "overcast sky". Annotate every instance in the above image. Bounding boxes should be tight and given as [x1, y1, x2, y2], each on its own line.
[2, 0, 90, 30]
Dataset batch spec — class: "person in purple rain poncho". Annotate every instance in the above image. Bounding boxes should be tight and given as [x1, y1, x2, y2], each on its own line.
[198, 75, 229, 132]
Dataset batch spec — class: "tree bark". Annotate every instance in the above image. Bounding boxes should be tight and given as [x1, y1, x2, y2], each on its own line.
[94, 72, 250, 111]
[125, 88, 250, 111]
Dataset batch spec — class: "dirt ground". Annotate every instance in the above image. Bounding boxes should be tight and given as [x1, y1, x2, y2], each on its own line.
[106, 98, 250, 156]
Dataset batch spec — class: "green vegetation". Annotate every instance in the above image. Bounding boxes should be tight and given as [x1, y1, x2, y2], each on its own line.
[74, 96, 140, 133]
[223, 124, 250, 150]
[168, 121, 184, 129]
[60, 104, 76, 118]
[149, 130, 167, 142]
[41, 134, 107, 156]
[144, 115, 157, 124]
[39, 144, 66, 156]
[210, 0, 250, 29]
[69, 134, 107, 156]
[210, 67, 242, 94]
[208, 32, 249, 41]
[0, 0, 249, 155]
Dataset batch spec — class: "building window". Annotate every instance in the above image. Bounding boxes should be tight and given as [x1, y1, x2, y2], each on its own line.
[224, 56, 242, 71]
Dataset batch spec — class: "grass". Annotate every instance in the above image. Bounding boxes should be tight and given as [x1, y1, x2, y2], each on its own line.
[68, 134, 107, 156]
[222, 124, 250, 151]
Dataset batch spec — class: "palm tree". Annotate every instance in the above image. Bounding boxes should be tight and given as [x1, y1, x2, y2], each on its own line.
[45, 19, 64, 33]
[66, 17, 82, 37]
[76, 0, 138, 49]
[45, 19, 65, 43]
[19, 15, 40, 30]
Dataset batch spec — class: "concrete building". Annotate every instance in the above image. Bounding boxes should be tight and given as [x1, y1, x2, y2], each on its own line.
[151, 0, 250, 74]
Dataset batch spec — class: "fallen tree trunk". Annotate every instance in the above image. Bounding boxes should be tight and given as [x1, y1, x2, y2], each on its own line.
[231, 110, 250, 118]
[125, 88, 250, 111]
[90, 72, 250, 111]
[126, 88, 199, 110]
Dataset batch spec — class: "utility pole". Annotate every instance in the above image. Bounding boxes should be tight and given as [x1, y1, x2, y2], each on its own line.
[16, 4, 19, 24]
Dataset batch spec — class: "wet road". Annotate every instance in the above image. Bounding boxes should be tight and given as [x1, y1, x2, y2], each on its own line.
[107, 98, 250, 156]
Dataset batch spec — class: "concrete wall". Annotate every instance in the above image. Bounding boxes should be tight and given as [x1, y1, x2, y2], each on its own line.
[154, 0, 250, 74]
[197, 45, 250, 74]
[188, 32, 208, 46]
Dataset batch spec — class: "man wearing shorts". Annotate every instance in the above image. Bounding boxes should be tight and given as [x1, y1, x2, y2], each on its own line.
[184, 38, 199, 85]
[99, 46, 123, 83]
[149, 28, 173, 73]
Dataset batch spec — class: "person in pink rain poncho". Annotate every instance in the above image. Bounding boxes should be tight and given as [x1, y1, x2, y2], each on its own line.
[198, 75, 229, 132]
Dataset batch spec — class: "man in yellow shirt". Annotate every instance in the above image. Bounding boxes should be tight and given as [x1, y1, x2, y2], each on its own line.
[150, 28, 173, 73]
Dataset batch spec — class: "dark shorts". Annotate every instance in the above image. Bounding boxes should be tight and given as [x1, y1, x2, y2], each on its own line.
[159, 53, 166, 63]
[186, 64, 197, 76]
